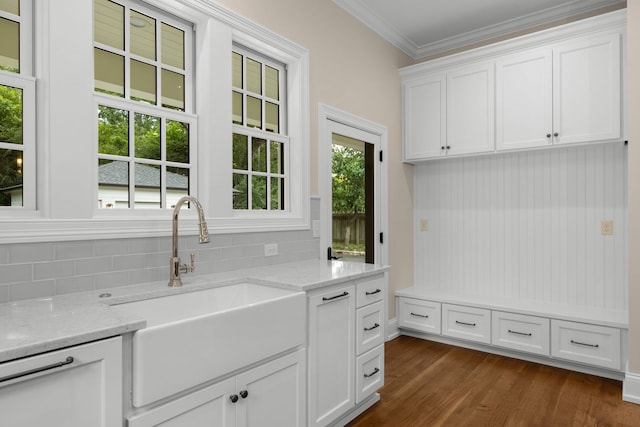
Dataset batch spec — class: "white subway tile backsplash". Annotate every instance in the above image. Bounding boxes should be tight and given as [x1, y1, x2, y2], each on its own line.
[76, 257, 113, 276]
[33, 260, 75, 280]
[56, 276, 94, 295]
[9, 243, 53, 263]
[112, 254, 145, 271]
[9, 280, 54, 301]
[0, 246, 8, 264]
[0, 285, 7, 303]
[55, 241, 95, 260]
[94, 271, 130, 290]
[0, 264, 32, 284]
[94, 239, 129, 257]
[128, 267, 166, 285]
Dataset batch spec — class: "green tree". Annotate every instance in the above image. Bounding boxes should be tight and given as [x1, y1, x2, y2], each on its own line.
[0, 84, 23, 206]
[332, 145, 365, 247]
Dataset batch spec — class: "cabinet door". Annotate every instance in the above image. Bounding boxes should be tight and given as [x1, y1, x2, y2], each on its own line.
[403, 73, 446, 160]
[553, 32, 621, 145]
[308, 284, 356, 427]
[0, 337, 122, 427]
[128, 378, 236, 427]
[237, 349, 306, 427]
[496, 48, 553, 150]
[447, 62, 495, 156]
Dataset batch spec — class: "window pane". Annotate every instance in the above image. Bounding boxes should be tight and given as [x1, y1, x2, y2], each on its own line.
[265, 102, 279, 133]
[251, 175, 267, 210]
[98, 106, 129, 156]
[166, 120, 189, 163]
[270, 177, 283, 210]
[0, 84, 22, 144]
[246, 96, 261, 129]
[0, 148, 23, 206]
[265, 65, 279, 100]
[134, 113, 160, 160]
[233, 173, 247, 209]
[232, 91, 243, 125]
[0, 0, 19, 15]
[232, 52, 243, 89]
[94, 48, 124, 97]
[246, 58, 261, 95]
[167, 166, 189, 207]
[233, 133, 248, 170]
[131, 59, 156, 104]
[130, 10, 156, 61]
[161, 69, 184, 110]
[134, 162, 160, 209]
[0, 17, 19, 72]
[94, 0, 124, 50]
[162, 23, 184, 70]
[98, 159, 129, 208]
[270, 141, 284, 174]
[252, 138, 267, 172]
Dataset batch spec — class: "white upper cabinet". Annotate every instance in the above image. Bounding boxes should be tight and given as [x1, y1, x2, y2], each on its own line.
[496, 48, 553, 150]
[552, 32, 621, 145]
[446, 61, 495, 156]
[400, 10, 625, 162]
[403, 73, 446, 160]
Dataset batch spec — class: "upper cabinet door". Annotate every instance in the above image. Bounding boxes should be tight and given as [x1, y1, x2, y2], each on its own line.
[402, 73, 446, 160]
[496, 48, 553, 150]
[446, 62, 495, 156]
[553, 32, 621, 145]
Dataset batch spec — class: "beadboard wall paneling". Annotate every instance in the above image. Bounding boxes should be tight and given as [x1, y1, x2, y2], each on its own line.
[414, 142, 627, 311]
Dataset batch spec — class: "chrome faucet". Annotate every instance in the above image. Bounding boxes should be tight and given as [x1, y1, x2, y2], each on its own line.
[169, 196, 210, 287]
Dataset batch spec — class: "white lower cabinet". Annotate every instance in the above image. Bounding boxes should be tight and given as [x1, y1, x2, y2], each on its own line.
[551, 320, 621, 370]
[356, 346, 384, 404]
[398, 297, 441, 334]
[492, 311, 550, 356]
[0, 336, 122, 427]
[128, 349, 306, 427]
[442, 303, 491, 344]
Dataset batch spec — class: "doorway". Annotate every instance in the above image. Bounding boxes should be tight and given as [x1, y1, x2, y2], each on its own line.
[318, 104, 388, 266]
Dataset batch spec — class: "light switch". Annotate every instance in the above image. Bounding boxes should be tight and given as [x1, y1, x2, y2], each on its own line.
[420, 219, 428, 231]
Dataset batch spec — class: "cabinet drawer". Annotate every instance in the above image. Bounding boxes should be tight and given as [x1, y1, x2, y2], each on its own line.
[492, 311, 550, 356]
[551, 320, 621, 370]
[357, 301, 384, 355]
[356, 345, 384, 404]
[398, 297, 441, 334]
[356, 275, 385, 308]
[442, 304, 491, 344]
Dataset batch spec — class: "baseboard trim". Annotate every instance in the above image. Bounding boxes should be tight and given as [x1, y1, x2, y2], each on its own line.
[623, 372, 640, 404]
[387, 317, 399, 340]
[331, 393, 380, 426]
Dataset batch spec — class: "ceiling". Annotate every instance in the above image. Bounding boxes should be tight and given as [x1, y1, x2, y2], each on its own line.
[333, 0, 625, 59]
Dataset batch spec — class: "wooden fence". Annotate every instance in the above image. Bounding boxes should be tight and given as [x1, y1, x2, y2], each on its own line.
[332, 213, 366, 246]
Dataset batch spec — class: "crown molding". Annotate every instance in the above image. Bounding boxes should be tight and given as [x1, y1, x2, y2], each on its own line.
[333, 0, 625, 60]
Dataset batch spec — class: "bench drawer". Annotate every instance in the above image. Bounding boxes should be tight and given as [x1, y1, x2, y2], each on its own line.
[492, 311, 550, 356]
[551, 319, 621, 370]
[442, 304, 491, 344]
[398, 297, 441, 334]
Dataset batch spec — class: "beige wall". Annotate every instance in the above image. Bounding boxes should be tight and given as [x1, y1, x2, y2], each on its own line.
[215, 0, 415, 317]
[627, 1, 639, 373]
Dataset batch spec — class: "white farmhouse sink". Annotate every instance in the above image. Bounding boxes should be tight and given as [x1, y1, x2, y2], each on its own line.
[114, 282, 306, 407]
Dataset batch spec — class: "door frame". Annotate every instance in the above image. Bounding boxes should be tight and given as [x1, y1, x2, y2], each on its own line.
[318, 103, 388, 266]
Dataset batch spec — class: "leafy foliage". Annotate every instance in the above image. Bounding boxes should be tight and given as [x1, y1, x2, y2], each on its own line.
[332, 145, 365, 217]
[0, 84, 23, 205]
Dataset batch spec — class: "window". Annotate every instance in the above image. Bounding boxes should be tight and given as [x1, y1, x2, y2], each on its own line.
[0, 0, 35, 210]
[232, 47, 287, 211]
[93, 0, 194, 209]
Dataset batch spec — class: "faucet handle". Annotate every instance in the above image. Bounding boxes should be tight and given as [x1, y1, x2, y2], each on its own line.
[187, 253, 196, 273]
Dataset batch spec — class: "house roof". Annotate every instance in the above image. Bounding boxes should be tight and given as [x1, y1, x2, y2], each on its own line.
[99, 161, 188, 190]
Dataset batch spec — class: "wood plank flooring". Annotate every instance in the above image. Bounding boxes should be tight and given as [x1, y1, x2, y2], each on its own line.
[347, 336, 640, 426]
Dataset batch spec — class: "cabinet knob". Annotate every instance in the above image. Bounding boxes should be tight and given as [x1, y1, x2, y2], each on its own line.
[553, 132, 559, 137]
[546, 133, 551, 138]
[229, 394, 239, 403]
[239, 390, 249, 399]
[446, 145, 451, 150]
[441, 146, 445, 150]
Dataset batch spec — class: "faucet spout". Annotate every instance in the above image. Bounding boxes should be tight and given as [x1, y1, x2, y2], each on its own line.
[169, 196, 209, 287]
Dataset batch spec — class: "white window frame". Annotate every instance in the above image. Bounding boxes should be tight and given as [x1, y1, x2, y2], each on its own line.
[0, 0, 36, 214]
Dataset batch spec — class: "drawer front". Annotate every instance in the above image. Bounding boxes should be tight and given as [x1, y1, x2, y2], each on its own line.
[492, 311, 550, 356]
[551, 320, 621, 370]
[442, 304, 491, 344]
[398, 297, 441, 334]
[357, 301, 385, 355]
[356, 345, 384, 404]
[356, 275, 385, 308]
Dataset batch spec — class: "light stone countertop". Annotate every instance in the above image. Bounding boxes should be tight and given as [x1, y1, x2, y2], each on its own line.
[0, 260, 389, 363]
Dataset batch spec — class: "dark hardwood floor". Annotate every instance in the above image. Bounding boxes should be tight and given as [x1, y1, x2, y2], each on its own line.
[347, 336, 640, 426]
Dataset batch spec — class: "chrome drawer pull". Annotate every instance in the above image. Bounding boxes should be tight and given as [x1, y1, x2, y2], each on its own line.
[410, 312, 428, 318]
[364, 323, 380, 331]
[365, 289, 381, 296]
[322, 291, 349, 301]
[571, 340, 600, 348]
[508, 329, 532, 337]
[0, 356, 74, 384]
[455, 320, 477, 327]
[364, 367, 380, 378]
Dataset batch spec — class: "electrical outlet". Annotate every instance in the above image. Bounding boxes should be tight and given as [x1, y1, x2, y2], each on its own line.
[264, 243, 278, 257]
[600, 220, 613, 236]
[420, 218, 428, 231]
